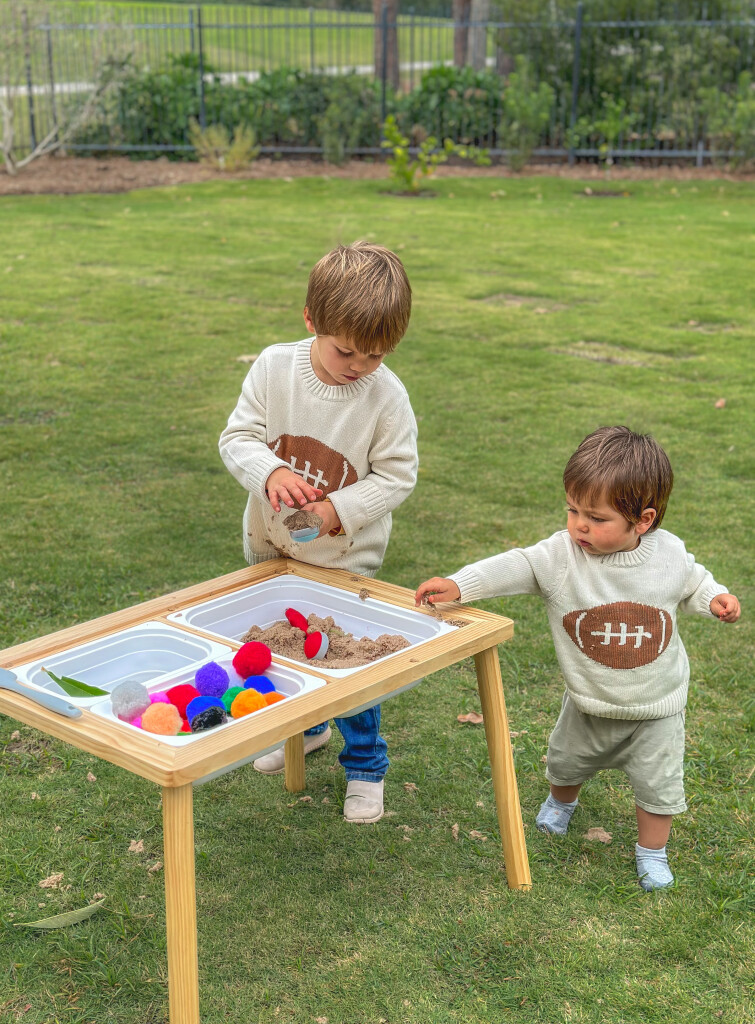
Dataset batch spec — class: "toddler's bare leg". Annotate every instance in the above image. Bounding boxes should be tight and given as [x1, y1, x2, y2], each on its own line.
[550, 783, 582, 804]
[635, 807, 674, 891]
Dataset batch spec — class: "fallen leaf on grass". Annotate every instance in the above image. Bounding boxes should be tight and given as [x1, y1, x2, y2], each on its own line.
[714, 398, 726, 408]
[510, 730, 528, 738]
[10, 730, 20, 740]
[451, 823, 460, 840]
[13, 898, 106, 931]
[457, 711, 484, 725]
[584, 827, 612, 844]
[128, 839, 145, 854]
[86, 772, 97, 782]
[148, 862, 162, 874]
[469, 830, 488, 841]
[403, 782, 419, 793]
[39, 873, 63, 889]
[236, 354, 258, 363]
[298, 795, 313, 803]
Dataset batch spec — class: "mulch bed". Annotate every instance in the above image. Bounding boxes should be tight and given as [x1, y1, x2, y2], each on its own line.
[2, 153, 754, 196]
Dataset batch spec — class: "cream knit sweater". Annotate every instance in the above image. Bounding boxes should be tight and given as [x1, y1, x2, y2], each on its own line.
[449, 529, 728, 720]
[219, 338, 418, 577]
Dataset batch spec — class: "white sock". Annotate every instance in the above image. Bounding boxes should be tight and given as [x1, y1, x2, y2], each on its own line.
[635, 843, 674, 891]
[535, 793, 578, 835]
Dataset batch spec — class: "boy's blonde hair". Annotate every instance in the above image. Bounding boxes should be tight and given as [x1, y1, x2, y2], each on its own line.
[305, 240, 411, 353]
[563, 425, 673, 530]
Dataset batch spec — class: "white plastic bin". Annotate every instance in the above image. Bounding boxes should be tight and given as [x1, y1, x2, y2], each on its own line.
[167, 577, 457, 678]
[14, 622, 233, 708]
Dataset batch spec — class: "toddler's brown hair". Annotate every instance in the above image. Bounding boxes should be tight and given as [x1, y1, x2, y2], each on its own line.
[305, 240, 411, 353]
[563, 425, 674, 530]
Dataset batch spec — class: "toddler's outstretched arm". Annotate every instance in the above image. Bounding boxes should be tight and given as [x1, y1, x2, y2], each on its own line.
[415, 577, 461, 605]
[710, 593, 741, 623]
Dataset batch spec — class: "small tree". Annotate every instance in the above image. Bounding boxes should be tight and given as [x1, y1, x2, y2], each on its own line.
[381, 115, 490, 194]
[0, 1, 130, 175]
[498, 55, 554, 171]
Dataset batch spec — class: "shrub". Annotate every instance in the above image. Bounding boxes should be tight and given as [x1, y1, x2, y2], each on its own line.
[188, 120, 259, 171]
[397, 65, 504, 147]
[498, 55, 555, 170]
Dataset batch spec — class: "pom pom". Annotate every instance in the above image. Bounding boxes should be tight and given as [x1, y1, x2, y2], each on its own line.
[180, 719, 191, 733]
[244, 675, 275, 694]
[141, 702, 183, 735]
[166, 683, 200, 717]
[230, 689, 267, 718]
[150, 691, 170, 704]
[132, 716, 143, 728]
[285, 607, 309, 632]
[112, 680, 151, 722]
[186, 695, 225, 723]
[194, 661, 230, 698]
[303, 631, 329, 660]
[232, 641, 272, 678]
[264, 691, 286, 706]
[221, 686, 245, 712]
[190, 706, 227, 732]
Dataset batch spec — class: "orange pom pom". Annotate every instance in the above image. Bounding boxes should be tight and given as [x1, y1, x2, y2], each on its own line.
[264, 691, 287, 706]
[230, 688, 267, 718]
[141, 702, 183, 735]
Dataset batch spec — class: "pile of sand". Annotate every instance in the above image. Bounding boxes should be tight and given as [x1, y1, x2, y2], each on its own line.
[240, 613, 409, 669]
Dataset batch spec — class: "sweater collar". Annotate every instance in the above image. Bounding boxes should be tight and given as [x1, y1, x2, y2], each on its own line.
[297, 338, 379, 401]
[591, 530, 658, 567]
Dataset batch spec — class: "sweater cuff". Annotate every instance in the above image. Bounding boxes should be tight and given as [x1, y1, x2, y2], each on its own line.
[700, 584, 728, 617]
[327, 481, 386, 536]
[245, 451, 290, 499]
[448, 567, 487, 603]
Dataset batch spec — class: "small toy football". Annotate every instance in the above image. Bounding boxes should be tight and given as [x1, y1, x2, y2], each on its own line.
[285, 608, 308, 632]
[303, 631, 329, 660]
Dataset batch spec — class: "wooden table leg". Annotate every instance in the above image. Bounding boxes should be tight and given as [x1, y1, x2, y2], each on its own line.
[474, 646, 532, 891]
[284, 732, 305, 792]
[163, 784, 200, 1024]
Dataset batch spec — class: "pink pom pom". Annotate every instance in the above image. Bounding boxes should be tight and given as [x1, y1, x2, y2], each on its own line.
[232, 641, 272, 678]
[303, 631, 329, 660]
[285, 607, 309, 632]
[150, 691, 170, 704]
[132, 716, 142, 729]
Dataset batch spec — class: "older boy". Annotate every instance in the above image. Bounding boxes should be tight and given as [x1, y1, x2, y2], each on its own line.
[416, 426, 740, 890]
[220, 241, 417, 824]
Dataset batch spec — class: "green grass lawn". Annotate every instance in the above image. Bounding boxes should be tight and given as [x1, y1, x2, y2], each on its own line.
[0, 174, 753, 1024]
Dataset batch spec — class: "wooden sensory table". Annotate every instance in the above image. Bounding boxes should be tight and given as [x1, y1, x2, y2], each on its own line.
[0, 558, 531, 1024]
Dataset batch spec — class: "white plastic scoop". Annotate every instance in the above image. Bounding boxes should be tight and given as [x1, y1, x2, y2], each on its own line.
[0, 666, 83, 719]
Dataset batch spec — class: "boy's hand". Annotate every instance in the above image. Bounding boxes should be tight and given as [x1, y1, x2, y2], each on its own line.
[266, 467, 323, 512]
[415, 577, 461, 606]
[710, 593, 741, 622]
[300, 499, 341, 538]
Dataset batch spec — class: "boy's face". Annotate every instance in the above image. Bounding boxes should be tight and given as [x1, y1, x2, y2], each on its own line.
[565, 492, 656, 555]
[305, 310, 385, 387]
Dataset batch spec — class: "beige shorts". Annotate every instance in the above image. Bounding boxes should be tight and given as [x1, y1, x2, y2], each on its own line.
[545, 693, 687, 815]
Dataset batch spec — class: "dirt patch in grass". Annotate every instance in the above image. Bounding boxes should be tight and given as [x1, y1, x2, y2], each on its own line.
[1, 153, 754, 196]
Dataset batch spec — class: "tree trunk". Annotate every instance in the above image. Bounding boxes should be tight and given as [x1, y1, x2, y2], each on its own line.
[453, 0, 472, 68]
[467, 0, 490, 71]
[373, 0, 400, 92]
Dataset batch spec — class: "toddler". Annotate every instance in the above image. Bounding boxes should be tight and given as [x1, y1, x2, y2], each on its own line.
[416, 426, 740, 889]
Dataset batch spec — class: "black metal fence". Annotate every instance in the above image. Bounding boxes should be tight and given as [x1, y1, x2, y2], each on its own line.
[3, 1, 754, 163]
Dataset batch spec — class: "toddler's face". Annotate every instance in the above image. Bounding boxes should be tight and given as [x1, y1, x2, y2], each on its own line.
[310, 333, 385, 387]
[565, 493, 647, 555]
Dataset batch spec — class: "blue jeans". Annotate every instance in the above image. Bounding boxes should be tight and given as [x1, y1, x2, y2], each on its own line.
[305, 706, 388, 782]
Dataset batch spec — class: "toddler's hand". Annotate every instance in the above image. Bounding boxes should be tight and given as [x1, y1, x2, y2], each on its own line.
[301, 499, 340, 539]
[710, 593, 741, 623]
[266, 467, 323, 512]
[415, 577, 461, 606]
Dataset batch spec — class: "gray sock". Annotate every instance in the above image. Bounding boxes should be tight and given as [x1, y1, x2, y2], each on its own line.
[635, 843, 674, 891]
[535, 793, 578, 835]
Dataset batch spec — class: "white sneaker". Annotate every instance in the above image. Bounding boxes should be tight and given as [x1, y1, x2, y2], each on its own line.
[343, 779, 384, 823]
[253, 725, 332, 775]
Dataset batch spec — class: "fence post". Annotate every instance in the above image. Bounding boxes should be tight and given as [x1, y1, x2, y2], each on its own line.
[380, 1, 388, 124]
[197, 6, 206, 129]
[309, 7, 315, 73]
[45, 20, 58, 132]
[22, 7, 38, 151]
[568, 2, 584, 167]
